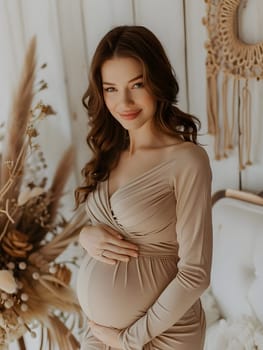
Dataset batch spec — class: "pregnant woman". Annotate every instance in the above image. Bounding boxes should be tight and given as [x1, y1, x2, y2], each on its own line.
[75, 25, 212, 350]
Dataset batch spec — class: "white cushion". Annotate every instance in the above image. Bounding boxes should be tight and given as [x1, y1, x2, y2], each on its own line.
[211, 198, 263, 319]
[247, 235, 263, 324]
[204, 317, 263, 350]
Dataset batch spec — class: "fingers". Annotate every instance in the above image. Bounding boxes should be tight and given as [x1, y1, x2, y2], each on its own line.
[103, 225, 124, 239]
[103, 243, 138, 258]
[88, 321, 103, 340]
[95, 250, 137, 264]
[104, 232, 139, 250]
[79, 224, 140, 263]
[102, 227, 139, 251]
[102, 250, 130, 263]
[96, 255, 116, 265]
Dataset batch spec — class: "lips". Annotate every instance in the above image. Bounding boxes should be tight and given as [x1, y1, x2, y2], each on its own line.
[119, 110, 141, 120]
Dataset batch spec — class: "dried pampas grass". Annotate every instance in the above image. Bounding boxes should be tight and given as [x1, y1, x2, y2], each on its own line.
[0, 37, 36, 198]
[0, 37, 86, 349]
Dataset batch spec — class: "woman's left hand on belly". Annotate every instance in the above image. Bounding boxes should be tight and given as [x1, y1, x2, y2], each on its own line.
[88, 320, 123, 349]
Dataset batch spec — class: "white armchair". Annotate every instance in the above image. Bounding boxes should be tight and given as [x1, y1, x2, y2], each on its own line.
[201, 192, 263, 349]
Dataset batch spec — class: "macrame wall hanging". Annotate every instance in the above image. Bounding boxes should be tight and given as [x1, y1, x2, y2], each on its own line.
[203, 0, 263, 170]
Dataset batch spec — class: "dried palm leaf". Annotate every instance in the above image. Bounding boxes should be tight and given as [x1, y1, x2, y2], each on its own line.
[15, 273, 82, 348]
[48, 315, 80, 350]
[20, 277, 80, 321]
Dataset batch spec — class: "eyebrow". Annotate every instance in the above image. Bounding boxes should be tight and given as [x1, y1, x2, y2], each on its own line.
[102, 74, 143, 85]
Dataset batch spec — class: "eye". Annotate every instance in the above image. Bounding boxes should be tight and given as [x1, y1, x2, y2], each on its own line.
[103, 87, 116, 93]
[133, 82, 144, 89]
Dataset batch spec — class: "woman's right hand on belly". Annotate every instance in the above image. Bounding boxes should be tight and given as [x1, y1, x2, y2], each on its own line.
[79, 224, 139, 264]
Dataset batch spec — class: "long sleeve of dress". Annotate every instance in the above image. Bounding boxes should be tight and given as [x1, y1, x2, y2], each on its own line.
[119, 146, 213, 350]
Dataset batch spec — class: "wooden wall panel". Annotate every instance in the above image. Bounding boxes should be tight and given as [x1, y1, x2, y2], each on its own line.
[1, 0, 262, 197]
[185, 0, 263, 194]
[17, 0, 75, 186]
[237, 1, 263, 192]
[134, 0, 188, 111]
[1, 0, 26, 78]
[184, 0, 240, 193]
[0, 0, 25, 125]
[56, 0, 90, 181]
[82, 0, 134, 64]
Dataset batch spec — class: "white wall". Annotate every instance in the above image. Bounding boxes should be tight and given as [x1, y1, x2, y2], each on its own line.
[0, 0, 263, 348]
[1, 0, 262, 194]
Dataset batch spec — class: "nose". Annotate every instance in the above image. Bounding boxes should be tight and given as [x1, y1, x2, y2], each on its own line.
[119, 88, 134, 106]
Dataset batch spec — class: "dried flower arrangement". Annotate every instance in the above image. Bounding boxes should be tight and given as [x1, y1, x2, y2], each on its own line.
[0, 37, 86, 349]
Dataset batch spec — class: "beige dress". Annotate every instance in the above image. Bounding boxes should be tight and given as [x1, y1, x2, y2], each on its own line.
[77, 142, 213, 350]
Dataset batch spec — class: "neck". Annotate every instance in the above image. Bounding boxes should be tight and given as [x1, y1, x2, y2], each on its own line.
[127, 123, 156, 155]
[127, 124, 178, 156]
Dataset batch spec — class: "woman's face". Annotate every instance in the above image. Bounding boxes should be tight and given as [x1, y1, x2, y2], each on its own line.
[101, 56, 157, 130]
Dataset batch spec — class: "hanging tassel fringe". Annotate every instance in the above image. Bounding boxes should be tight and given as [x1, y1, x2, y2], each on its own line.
[203, 0, 263, 169]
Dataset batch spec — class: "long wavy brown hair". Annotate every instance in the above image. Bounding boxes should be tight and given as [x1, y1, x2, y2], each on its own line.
[75, 25, 201, 207]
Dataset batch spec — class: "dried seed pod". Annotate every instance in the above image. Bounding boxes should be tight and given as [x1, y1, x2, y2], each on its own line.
[2, 230, 33, 258]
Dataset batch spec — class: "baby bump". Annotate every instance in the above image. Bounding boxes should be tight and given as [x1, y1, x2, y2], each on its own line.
[76, 254, 178, 329]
